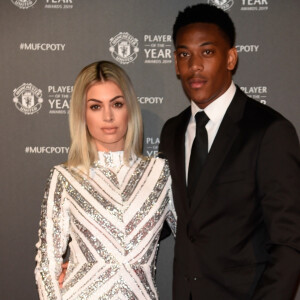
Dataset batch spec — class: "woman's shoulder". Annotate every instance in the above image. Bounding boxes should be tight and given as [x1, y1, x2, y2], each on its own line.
[51, 163, 68, 172]
[49, 163, 79, 178]
[141, 156, 170, 174]
[48, 164, 88, 186]
[141, 155, 168, 164]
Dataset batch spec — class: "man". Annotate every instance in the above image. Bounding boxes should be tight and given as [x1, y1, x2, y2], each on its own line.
[159, 4, 300, 300]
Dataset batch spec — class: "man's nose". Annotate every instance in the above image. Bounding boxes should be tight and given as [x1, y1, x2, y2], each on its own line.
[189, 55, 204, 71]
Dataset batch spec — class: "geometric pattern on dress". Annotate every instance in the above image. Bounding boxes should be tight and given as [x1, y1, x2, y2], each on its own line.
[35, 153, 176, 300]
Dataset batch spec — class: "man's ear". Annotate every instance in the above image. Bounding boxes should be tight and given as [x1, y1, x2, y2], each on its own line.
[227, 47, 238, 71]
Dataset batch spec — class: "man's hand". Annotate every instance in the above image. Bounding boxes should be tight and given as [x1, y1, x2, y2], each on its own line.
[58, 262, 68, 288]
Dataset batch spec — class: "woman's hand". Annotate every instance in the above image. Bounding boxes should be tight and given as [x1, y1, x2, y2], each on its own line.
[58, 262, 69, 288]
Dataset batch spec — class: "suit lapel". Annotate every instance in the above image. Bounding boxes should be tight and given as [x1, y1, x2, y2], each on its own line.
[172, 108, 191, 217]
[190, 88, 247, 213]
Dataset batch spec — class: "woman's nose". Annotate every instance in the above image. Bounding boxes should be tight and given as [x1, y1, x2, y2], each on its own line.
[103, 107, 113, 122]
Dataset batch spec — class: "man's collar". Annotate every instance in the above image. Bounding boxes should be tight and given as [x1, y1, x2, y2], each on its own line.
[191, 81, 236, 124]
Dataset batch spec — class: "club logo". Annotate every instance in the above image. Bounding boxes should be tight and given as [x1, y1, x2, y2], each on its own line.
[11, 0, 37, 9]
[109, 32, 139, 64]
[208, 0, 234, 10]
[13, 83, 43, 115]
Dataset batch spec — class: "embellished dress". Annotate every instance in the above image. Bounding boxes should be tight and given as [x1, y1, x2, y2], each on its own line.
[35, 151, 176, 300]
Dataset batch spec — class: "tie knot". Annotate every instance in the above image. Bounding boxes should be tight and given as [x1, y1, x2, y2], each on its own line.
[195, 111, 209, 128]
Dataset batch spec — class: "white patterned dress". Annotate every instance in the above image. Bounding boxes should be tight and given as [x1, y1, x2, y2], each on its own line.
[35, 151, 176, 300]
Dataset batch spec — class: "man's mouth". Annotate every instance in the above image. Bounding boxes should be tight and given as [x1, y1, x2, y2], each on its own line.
[189, 77, 207, 89]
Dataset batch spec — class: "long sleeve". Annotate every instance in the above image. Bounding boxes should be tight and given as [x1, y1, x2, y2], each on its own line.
[35, 168, 70, 300]
[158, 160, 177, 241]
[253, 119, 300, 299]
[166, 184, 177, 237]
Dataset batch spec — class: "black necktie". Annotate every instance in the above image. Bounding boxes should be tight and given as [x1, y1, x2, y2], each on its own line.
[187, 111, 209, 198]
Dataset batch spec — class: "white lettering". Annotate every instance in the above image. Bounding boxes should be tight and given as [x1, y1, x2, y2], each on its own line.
[242, 0, 268, 5]
[236, 45, 259, 52]
[48, 99, 55, 108]
[146, 150, 158, 157]
[27, 146, 69, 154]
[48, 86, 73, 93]
[61, 99, 69, 109]
[20, 43, 65, 51]
[144, 49, 171, 59]
[137, 97, 163, 104]
[240, 86, 267, 94]
[146, 137, 160, 144]
[144, 49, 151, 58]
[48, 99, 70, 109]
[46, 0, 72, 3]
[144, 35, 171, 42]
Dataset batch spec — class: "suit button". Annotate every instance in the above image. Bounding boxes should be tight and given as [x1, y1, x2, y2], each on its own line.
[193, 277, 198, 281]
[189, 236, 195, 243]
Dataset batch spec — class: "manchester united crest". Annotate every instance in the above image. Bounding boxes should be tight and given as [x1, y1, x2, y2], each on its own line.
[11, 0, 37, 9]
[208, 0, 234, 11]
[109, 32, 139, 64]
[13, 83, 43, 115]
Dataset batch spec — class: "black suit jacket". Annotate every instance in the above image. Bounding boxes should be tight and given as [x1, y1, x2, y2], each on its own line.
[159, 87, 300, 300]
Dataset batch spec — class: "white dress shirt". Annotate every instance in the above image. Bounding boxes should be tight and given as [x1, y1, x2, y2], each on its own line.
[185, 81, 236, 181]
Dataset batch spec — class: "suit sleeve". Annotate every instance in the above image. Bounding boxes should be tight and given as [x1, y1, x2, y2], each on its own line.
[158, 122, 173, 241]
[253, 119, 300, 299]
[158, 121, 169, 159]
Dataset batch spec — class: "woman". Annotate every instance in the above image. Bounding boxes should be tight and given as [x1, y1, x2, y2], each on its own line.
[35, 61, 176, 300]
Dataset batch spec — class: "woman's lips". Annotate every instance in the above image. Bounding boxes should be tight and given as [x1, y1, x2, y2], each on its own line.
[102, 127, 117, 134]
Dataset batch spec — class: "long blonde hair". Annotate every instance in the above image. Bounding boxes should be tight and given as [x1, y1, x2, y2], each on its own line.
[67, 61, 143, 172]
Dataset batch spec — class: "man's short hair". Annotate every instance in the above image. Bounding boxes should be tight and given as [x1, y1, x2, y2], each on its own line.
[173, 4, 236, 48]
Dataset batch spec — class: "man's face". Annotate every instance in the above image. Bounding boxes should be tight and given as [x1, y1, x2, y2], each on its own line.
[174, 22, 237, 109]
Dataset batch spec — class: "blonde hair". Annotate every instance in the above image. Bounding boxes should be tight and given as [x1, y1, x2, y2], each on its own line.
[67, 61, 143, 172]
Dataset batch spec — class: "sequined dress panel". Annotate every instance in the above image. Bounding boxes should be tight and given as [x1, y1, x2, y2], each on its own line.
[35, 152, 176, 300]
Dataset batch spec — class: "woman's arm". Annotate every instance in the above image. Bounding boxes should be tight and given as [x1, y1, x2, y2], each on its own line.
[165, 176, 177, 237]
[35, 167, 70, 300]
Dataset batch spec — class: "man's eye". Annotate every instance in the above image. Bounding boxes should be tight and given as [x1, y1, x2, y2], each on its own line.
[178, 52, 189, 58]
[203, 49, 213, 55]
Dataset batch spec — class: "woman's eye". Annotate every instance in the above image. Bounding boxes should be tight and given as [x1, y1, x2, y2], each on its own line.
[113, 102, 124, 108]
[90, 104, 100, 110]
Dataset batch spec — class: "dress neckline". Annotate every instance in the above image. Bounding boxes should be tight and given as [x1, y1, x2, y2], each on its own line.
[92, 151, 137, 170]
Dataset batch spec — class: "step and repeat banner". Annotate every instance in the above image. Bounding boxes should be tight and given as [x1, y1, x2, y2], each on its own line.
[0, 1, 299, 299]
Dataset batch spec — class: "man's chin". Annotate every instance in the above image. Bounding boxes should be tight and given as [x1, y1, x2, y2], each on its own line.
[191, 97, 216, 109]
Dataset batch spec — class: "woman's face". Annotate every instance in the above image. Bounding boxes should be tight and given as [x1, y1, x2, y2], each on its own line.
[85, 81, 128, 152]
